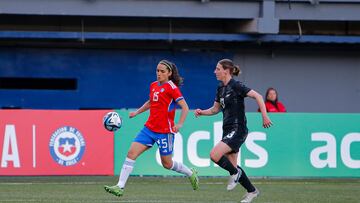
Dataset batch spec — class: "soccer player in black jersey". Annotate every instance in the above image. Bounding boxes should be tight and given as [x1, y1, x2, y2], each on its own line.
[195, 59, 272, 203]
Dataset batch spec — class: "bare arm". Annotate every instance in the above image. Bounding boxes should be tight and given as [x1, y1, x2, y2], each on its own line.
[129, 100, 150, 118]
[194, 101, 221, 117]
[173, 99, 189, 132]
[247, 90, 273, 128]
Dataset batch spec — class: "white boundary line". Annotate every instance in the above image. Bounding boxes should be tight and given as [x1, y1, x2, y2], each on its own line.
[32, 125, 36, 168]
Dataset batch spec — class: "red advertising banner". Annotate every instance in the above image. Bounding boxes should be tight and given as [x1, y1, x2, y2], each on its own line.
[0, 110, 114, 175]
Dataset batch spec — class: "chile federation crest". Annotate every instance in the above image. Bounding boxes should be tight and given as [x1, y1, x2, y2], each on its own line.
[49, 126, 86, 166]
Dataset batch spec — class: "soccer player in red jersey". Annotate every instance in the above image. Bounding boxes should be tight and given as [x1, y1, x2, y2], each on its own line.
[104, 60, 199, 197]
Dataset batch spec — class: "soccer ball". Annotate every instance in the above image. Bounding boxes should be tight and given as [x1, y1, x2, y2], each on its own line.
[103, 111, 122, 131]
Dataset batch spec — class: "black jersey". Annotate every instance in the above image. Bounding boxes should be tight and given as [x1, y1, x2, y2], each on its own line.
[215, 79, 251, 134]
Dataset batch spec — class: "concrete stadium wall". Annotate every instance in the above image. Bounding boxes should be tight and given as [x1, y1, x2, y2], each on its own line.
[0, 47, 359, 113]
[235, 49, 360, 113]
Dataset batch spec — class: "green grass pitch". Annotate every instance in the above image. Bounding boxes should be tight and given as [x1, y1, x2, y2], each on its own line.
[0, 176, 358, 203]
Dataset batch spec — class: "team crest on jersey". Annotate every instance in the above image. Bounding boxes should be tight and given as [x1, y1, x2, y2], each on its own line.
[160, 88, 165, 92]
[49, 126, 86, 166]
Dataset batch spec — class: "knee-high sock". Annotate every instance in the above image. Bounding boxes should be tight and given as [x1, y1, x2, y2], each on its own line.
[237, 165, 256, 192]
[117, 157, 135, 188]
[170, 161, 192, 176]
[216, 156, 238, 175]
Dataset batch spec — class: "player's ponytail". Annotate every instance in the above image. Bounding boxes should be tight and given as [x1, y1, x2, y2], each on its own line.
[169, 63, 184, 87]
[218, 59, 241, 76]
[233, 65, 241, 76]
[159, 60, 184, 87]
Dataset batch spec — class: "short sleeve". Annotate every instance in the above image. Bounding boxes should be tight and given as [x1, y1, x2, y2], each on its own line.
[169, 85, 183, 102]
[234, 82, 251, 97]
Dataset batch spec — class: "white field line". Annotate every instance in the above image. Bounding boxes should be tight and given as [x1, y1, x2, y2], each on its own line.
[0, 201, 239, 203]
[0, 182, 225, 185]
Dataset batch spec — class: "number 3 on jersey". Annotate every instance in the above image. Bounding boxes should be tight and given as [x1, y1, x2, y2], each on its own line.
[153, 91, 159, 101]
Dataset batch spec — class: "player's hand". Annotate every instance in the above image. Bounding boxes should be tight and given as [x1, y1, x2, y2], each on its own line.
[172, 124, 183, 133]
[129, 111, 137, 118]
[194, 109, 202, 117]
[262, 116, 273, 128]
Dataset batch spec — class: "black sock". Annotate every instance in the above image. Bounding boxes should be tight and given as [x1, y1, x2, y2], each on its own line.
[237, 165, 256, 192]
[216, 156, 238, 175]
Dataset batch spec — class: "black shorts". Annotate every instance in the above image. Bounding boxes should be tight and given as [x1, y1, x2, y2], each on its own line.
[221, 124, 248, 153]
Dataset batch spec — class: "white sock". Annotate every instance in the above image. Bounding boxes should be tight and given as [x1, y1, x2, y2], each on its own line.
[170, 161, 192, 177]
[117, 157, 135, 188]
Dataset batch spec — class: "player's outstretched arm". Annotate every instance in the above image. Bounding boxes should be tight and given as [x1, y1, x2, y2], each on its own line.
[194, 102, 221, 117]
[173, 99, 189, 132]
[129, 100, 150, 118]
[247, 90, 273, 128]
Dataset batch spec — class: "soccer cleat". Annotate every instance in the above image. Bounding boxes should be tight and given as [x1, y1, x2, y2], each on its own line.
[226, 168, 241, 191]
[240, 188, 260, 203]
[189, 168, 199, 190]
[104, 185, 124, 197]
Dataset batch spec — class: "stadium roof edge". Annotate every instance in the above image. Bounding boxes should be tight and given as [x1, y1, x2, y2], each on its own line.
[1, 31, 360, 44]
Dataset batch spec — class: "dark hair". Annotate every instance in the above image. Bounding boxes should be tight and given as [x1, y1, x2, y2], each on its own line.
[265, 87, 278, 103]
[159, 59, 184, 86]
[218, 59, 241, 76]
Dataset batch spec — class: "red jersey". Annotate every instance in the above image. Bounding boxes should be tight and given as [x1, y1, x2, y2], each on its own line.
[145, 81, 184, 134]
[258, 101, 286, 113]
[264, 101, 286, 112]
